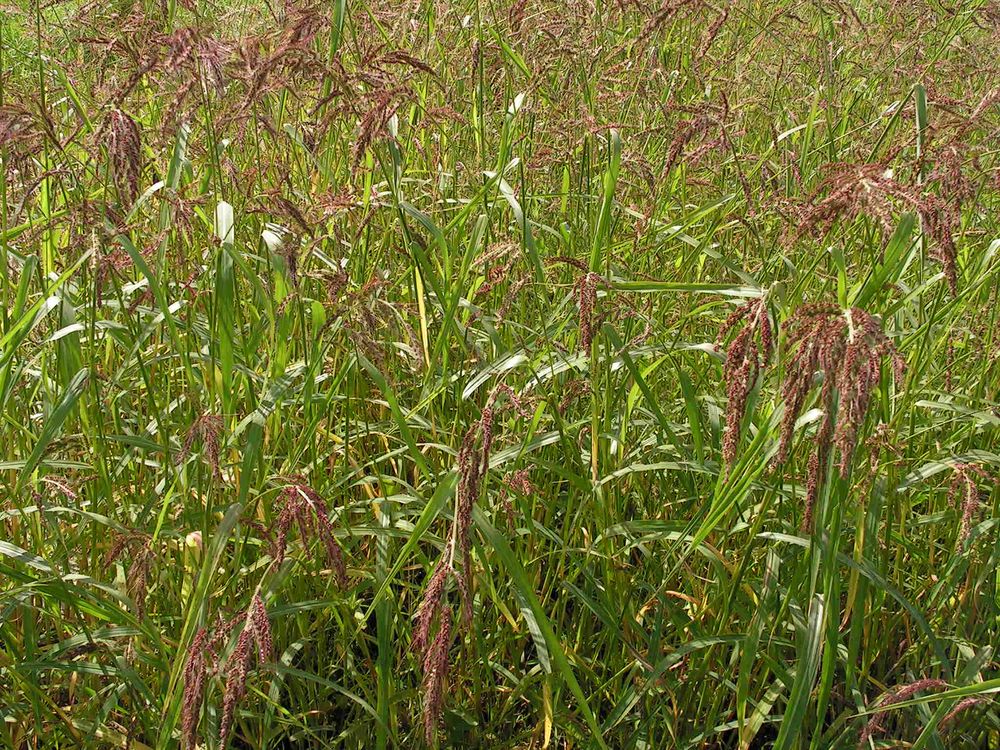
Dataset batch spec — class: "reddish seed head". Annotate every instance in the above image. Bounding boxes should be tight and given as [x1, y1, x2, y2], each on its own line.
[107, 109, 141, 204]
[412, 380, 530, 740]
[777, 304, 903, 530]
[128, 542, 154, 621]
[219, 628, 253, 749]
[697, 7, 729, 58]
[859, 678, 947, 745]
[0, 105, 40, 150]
[104, 531, 155, 620]
[249, 594, 272, 663]
[545, 258, 607, 351]
[351, 88, 410, 168]
[161, 27, 199, 73]
[661, 103, 716, 178]
[948, 462, 992, 546]
[802, 450, 823, 530]
[273, 480, 348, 586]
[778, 305, 903, 469]
[413, 561, 450, 655]
[576, 272, 602, 350]
[218, 595, 272, 749]
[179, 414, 223, 480]
[455, 426, 481, 622]
[499, 468, 535, 527]
[940, 696, 987, 728]
[420, 608, 453, 745]
[787, 157, 965, 292]
[181, 628, 210, 749]
[717, 297, 773, 469]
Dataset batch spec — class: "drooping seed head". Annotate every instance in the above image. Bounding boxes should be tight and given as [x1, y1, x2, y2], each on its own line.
[219, 626, 253, 749]
[107, 110, 141, 204]
[413, 561, 450, 655]
[273, 479, 348, 586]
[179, 414, 224, 480]
[859, 678, 947, 746]
[420, 608, 453, 745]
[948, 462, 992, 546]
[181, 628, 210, 749]
[778, 303, 904, 529]
[249, 594, 272, 663]
[939, 695, 988, 728]
[717, 296, 773, 468]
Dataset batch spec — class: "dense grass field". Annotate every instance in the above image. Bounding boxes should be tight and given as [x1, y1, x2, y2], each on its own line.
[2, 0, 1000, 747]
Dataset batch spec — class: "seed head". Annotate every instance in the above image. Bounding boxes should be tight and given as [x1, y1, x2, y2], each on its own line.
[181, 628, 210, 749]
[219, 595, 271, 749]
[778, 304, 903, 528]
[420, 608, 453, 745]
[791, 161, 913, 242]
[499, 468, 535, 528]
[948, 462, 992, 546]
[413, 561, 450, 655]
[940, 696, 988, 728]
[248, 594, 272, 663]
[789, 159, 967, 292]
[219, 628, 252, 749]
[576, 272, 602, 350]
[546, 257, 607, 351]
[716, 296, 773, 468]
[127, 542, 154, 621]
[273, 479, 348, 586]
[352, 88, 409, 169]
[662, 103, 716, 178]
[455, 426, 482, 625]
[859, 678, 947, 746]
[697, 6, 730, 59]
[105, 531, 156, 620]
[412, 382, 528, 741]
[107, 110, 141, 204]
[0, 105, 41, 153]
[179, 414, 224, 480]
[475, 242, 519, 300]
[180, 613, 240, 749]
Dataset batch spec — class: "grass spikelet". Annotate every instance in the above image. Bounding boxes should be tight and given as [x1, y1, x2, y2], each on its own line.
[181, 628, 211, 749]
[697, 5, 730, 58]
[499, 468, 535, 527]
[105, 531, 155, 620]
[351, 88, 409, 169]
[413, 560, 450, 655]
[411, 382, 529, 740]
